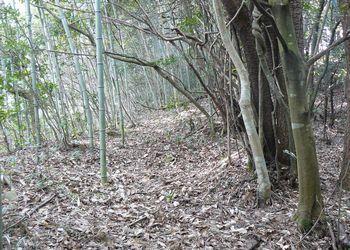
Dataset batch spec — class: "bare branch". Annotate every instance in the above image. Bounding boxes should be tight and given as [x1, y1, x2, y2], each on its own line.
[104, 51, 210, 119]
[35, 3, 95, 46]
[307, 30, 350, 67]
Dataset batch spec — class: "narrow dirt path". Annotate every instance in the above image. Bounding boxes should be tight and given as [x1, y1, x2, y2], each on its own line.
[1, 108, 348, 249]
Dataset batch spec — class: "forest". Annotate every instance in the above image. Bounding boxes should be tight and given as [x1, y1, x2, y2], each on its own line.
[0, 0, 349, 248]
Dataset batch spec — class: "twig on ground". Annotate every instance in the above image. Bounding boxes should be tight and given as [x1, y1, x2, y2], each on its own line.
[4, 193, 57, 233]
[327, 222, 337, 250]
[128, 216, 148, 227]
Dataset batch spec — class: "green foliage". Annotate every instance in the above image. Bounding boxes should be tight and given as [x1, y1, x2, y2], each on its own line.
[0, 94, 16, 123]
[0, 110, 8, 123]
[339, 2, 349, 14]
[246, 158, 254, 173]
[71, 126, 82, 140]
[37, 80, 58, 96]
[165, 96, 189, 110]
[177, 10, 202, 33]
[164, 191, 175, 203]
[295, 214, 313, 232]
[154, 55, 178, 67]
[0, 6, 30, 57]
[118, 0, 138, 11]
[165, 98, 178, 110]
[164, 130, 171, 140]
[8, 70, 30, 84]
[302, 1, 315, 11]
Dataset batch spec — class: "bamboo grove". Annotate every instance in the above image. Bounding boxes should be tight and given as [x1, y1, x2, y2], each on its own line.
[0, 0, 349, 233]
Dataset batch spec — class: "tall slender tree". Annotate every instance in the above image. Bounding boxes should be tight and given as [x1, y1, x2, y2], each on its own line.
[339, 0, 350, 190]
[96, 0, 107, 183]
[56, 0, 94, 149]
[25, 0, 41, 153]
[38, 6, 69, 147]
[109, 4, 125, 146]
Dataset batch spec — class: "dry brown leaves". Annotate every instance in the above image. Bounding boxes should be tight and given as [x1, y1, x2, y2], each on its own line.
[1, 102, 349, 249]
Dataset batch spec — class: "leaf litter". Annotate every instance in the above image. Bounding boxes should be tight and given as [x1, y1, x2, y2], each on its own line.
[1, 100, 349, 249]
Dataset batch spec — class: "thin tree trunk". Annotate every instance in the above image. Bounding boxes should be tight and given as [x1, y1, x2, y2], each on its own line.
[38, 6, 69, 147]
[0, 122, 11, 153]
[109, 4, 126, 146]
[56, 0, 94, 149]
[95, 0, 107, 184]
[11, 60, 24, 148]
[25, 0, 41, 153]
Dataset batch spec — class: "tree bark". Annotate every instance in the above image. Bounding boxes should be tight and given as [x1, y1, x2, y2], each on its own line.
[221, 0, 291, 166]
[339, 0, 350, 190]
[96, 0, 107, 184]
[269, 0, 323, 231]
[213, 0, 271, 204]
[289, 0, 304, 55]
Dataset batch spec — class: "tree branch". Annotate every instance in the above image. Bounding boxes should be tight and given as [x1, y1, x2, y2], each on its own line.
[104, 51, 210, 119]
[36, 3, 95, 46]
[307, 30, 350, 67]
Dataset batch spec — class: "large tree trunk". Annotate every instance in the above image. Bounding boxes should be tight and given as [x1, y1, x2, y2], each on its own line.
[221, 0, 294, 170]
[269, 0, 323, 231]
[339, 0, 350, 190]
[220, 0, 276, 161]
[214, 0, 271, 204]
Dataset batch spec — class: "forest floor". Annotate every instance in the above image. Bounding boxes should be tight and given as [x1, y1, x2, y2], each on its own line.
[1, 99, 350, 249]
